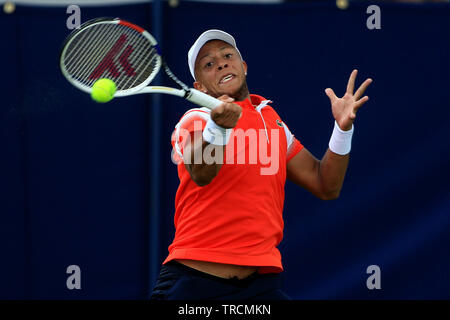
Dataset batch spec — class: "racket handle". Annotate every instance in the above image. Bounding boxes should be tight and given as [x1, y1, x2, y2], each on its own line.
[186, 89, 222, 110]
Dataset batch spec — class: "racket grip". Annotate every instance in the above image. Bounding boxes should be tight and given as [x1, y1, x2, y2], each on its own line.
[186, 89, 222, 110]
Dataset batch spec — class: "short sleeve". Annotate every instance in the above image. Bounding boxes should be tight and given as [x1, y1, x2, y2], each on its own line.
[171, 108, 210, 163]
[281, 121, 304, 162]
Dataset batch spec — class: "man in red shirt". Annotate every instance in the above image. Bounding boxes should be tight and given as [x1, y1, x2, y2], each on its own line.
[151, 30, 372, 300]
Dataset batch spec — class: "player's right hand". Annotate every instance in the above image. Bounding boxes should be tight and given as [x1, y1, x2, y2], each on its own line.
[211, 95, 242, 129]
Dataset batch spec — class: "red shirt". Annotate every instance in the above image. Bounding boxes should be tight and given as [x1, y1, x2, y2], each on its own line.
[165, 94, 303, 273]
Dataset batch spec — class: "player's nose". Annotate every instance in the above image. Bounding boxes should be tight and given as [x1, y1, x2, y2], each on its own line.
[218, 63, 228, 71]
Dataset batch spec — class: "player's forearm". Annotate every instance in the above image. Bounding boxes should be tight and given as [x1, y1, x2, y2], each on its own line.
[182, 99, 240, 186]
[318, 149, 349, 200]
[185, 139, 223, 186]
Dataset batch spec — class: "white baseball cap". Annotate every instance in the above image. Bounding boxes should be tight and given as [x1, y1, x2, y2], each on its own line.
[188, 29, 243, 80]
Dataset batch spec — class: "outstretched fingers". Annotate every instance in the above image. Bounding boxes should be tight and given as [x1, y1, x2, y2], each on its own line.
[325, 88, 337, 103]
[346, 69, 358, 95]
[354, 78, 373, 101]
[347, 96, 369, 120]
[354, 95, 370, 110]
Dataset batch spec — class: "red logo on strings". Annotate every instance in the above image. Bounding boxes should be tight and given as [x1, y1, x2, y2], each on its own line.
[89, 34, 136, 80]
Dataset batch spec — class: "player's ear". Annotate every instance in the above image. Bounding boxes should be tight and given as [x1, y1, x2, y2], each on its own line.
[242, 60, 248, 76]
[194, 81, 207, 93]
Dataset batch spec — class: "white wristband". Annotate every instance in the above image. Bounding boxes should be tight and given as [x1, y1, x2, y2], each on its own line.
[202, 118, 232, 145]
[329, 121, 354, 155]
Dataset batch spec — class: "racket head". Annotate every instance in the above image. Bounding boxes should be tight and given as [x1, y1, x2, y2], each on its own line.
[60, 17, 161, 97]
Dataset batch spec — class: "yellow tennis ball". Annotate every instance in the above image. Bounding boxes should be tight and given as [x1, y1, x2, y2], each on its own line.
[91, 79, 116, 103]
[336, 0, 349, 10]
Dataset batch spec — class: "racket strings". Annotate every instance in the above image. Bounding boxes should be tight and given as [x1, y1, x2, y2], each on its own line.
[116, 30, 156, 89]
[65, 24, 125, 87]
[120, 43, 157, 90]
[68, 24, 118, 83]
[62, 22, 160, 92]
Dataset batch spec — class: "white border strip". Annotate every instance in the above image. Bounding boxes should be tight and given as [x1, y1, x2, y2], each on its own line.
[0, 0, 283, 6]
[0, 0, 150, 7]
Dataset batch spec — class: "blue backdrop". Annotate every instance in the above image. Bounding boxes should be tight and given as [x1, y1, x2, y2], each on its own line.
[1, 0, 449, 299]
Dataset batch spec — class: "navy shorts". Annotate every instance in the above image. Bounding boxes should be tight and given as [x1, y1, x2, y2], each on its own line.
[150, 261, 291, 300]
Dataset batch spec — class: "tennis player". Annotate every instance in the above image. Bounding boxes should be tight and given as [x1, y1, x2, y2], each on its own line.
[150, 30, 372, 300]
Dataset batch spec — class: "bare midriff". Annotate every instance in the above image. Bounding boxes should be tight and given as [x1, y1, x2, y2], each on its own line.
[175, 259, 258, 280]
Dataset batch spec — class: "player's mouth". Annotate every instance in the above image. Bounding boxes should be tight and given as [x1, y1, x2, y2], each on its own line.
[219, 73, 235, 84]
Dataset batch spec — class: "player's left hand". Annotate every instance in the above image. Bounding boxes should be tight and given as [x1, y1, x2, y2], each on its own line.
[325, 69, 372, 131]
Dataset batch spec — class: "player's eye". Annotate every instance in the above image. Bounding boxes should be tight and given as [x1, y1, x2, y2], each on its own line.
[225, 53, 233, 59]
[205, 61, 213, 68]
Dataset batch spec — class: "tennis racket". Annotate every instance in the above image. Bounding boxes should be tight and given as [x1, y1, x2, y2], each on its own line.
[59, 17, 222, 110]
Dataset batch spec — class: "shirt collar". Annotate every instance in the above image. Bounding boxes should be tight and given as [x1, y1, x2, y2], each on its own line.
[237, 94, 272, 109]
